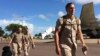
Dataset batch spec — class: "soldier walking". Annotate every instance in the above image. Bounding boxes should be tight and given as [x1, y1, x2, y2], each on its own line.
[9, 27, 23, 56]
[22, 27, 35, 56]
[54, 2, 88, 56]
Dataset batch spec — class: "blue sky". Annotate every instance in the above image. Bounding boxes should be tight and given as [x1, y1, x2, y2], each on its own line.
[0, 0, 100, 35]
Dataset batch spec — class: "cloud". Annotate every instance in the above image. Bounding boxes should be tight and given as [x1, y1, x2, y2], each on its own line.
[0, 19, 34, 35]
[0, 19, 54, 36]
[34, 26, 55, 34]
[59, 0, 100, 4]
[33, 14, 49, 21]
[96, 14, 100, 20]
[75, 0, 100, 4]
[34, 27, 50, 33]
[38, 14, 48, 20]
[58, 11, 65, 17]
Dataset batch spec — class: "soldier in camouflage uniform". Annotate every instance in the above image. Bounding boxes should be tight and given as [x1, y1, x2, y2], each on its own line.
[9, 27, 23, 56]
[22, 27, 35, 56]
[54, 2, 88, 56]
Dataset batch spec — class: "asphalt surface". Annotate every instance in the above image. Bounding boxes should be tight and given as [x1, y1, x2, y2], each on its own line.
[0, 41, 100, 56]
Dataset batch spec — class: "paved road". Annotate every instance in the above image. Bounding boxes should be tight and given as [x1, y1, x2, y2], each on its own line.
[0, 42, 100, 56]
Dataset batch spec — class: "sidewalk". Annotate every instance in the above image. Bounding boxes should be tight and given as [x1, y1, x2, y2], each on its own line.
[0, 39, 99, 44]
[34, 39, 100, 44]
[77, 39, 100, 43]
[34, 39, 54, 43]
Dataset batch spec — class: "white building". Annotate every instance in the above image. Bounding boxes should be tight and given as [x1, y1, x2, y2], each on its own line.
[41, 27, 55, 39]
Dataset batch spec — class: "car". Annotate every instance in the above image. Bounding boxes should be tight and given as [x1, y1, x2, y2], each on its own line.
[83, 34, 90, 39]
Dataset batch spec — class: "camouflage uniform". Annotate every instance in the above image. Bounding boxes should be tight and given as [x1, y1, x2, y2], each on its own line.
[11, 32, 23, 56]
[55, 16, 80, 56]
[22, 34, 34, 56]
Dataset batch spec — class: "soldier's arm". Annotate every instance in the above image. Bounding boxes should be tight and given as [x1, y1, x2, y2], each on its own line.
[9, 33, 15, 45]
[29, 35, 34, 44]
[54, 19, 62, 55]
[22, 34, 25, 44]
[77, 19, 87, 46]
[55, 28, 60, 50]
[29, 35, 35, 48]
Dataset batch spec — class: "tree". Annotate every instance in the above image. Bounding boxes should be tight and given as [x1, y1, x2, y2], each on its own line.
[5, 24, 27, 34]
[96, 19, 100, 29]
[34, 33, 42, 39]
[3, 33, 9, 38]
[0, 27, 4, 36]
[35, 34, 38, 36]
[38, 33, 42, 36]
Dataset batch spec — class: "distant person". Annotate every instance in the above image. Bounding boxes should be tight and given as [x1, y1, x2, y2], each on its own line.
[9, 27, 23, 56]
[22, 27, 35, 56]
[54, 2, 88, 56]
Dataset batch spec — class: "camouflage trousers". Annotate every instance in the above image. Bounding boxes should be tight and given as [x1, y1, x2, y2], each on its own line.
[12, 43, 22, 56]
[22, 42, 30, 56]
[60, 44, 76, 56]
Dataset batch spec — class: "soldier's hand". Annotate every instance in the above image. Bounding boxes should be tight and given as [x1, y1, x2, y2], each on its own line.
[32, 44, 35, 49]
[55, 47, 61, 56]
[8, 43, 11, 46]
[82, 44, 88, 49]
[82, 44, 88, 55]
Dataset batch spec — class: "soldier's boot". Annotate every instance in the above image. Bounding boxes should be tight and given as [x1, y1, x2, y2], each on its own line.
[24, 50, 28, 56]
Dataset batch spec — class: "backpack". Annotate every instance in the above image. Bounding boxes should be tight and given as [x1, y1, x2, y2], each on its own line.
[2, 46, 12, 56]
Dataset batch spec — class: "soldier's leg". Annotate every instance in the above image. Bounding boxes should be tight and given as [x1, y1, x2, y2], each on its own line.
[61, 48, 72, 56]
[60, 44, 72, 56]
[18, 43, 22, 56]
[12, 43, 18, 56]
[27, 43, 30, 52]
[71, 45, 76, 56]
[23, 44, 29, 56]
